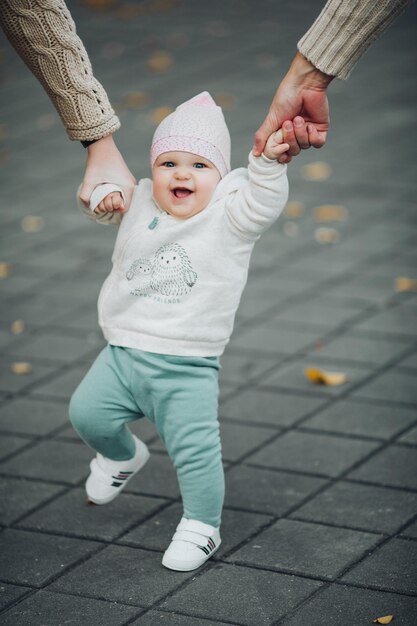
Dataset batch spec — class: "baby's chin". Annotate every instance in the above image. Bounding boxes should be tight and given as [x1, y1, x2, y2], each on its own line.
[165, 204, 206, 219]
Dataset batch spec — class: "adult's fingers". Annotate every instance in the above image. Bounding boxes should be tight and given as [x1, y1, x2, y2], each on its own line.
[282, 121, 301, 157]
[293, 116, 310, 149]
[307, 124, 327, 148]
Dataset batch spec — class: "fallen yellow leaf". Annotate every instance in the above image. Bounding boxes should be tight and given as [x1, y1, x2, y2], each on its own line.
[21, 216, 44, 233]
[304, 367, 348, 386]
[11, 320, 25, 335]
[147, 51, 173, 73]
[11, 362, 32, 375]
[313, 204, 348, 222]
[301, 161, 332, 181]
[373, 616, 393, 624]
[284, 201, 305, 218]
[150, 106, 173, 125]
[0, 262, 12, 278]
[314, 227, 340, 244]
[395, 277, 417, 292]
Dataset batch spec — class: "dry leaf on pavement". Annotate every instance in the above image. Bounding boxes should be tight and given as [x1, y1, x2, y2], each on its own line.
[11, 320, 25, 335]
[0, 262, 11, 278]
[301, 161, 332, 181]
[373, 616, 393, 624]
[11, 362, 32, 375]
[395, 277, 417, 292]
[304, 367, 348, 386]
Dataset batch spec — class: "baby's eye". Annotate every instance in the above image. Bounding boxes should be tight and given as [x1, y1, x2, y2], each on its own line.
[162, 161, 175, 167]
[194, 162, 207, 169]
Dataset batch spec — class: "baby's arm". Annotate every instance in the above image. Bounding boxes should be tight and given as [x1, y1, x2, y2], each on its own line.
[224, 133, 290, 240]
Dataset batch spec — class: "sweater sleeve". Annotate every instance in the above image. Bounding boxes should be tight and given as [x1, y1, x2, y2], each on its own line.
[298, 0, 410, 80]
[225, 153, 288, 241]
[0, 0, 120, 141]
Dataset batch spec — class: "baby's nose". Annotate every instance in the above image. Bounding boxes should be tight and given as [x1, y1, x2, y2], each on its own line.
[175, 168, 190, 179]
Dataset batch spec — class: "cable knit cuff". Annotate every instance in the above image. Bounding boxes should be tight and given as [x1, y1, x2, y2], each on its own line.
[297, 0, 409, 80]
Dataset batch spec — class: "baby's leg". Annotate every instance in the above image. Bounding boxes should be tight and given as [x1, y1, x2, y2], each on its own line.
[69, 345, 144, 460]
[149, 357, 224, 528]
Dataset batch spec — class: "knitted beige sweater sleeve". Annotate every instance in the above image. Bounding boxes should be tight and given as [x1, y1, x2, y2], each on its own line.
[0, 0, 120, 141]
[298, 0, 410, 80]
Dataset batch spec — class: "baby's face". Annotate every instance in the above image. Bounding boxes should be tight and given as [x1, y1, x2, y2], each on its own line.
[152, 151, 221, 219]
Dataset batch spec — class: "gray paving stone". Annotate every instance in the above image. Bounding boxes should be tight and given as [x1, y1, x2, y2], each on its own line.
[0, 355, 57, 394]
[284, 582, 417, 626]
[260, 358, 374, 398]
[29, 363, 92, 401]
[307, 332, 409, 366]
[247, 430, 379, 477]
[0, 477, 64, 525]
[397, 351, 417, 372]
[229, 323, 318, 356]
[219, 388, 327, 427]
[228, 519, 382, 579]
[5, 329, 103, 363]
[0, 293, 84, 325]
[347, 445, 417, 490]
[398, 425, 417, 444]
[292, 481, 417, 534]
[0, 528, 97, 587]
[225, 465, 326, 516]
[161, 563, 322, 625]
[125, 453, 180, 499]
[0, 440, 93, 484]
[131, 611, 233, 625]
[272, 298, 365, 330]
[304, 398, 417, 440]
[0, 434, 32, 463]
[219, 351, 277, 385]
[0, 397, 69, 436]
[220, 421, 278, 462]
[17, 487, 167, 541]
[0, 583, 30, 612]
[401, 519, 417, 539]
[353, 307, 417, 338]
[118, 501, 182, 551]
[0, 590, 141, 625]
[354, 368, 417, 405]
[342, 537, 417, 594]
[51, 544, 193, 606]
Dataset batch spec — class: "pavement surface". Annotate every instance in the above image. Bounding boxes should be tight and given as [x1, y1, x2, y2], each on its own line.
[1, 1, 417, 624]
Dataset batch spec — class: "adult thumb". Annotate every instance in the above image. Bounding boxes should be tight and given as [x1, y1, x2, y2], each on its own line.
[78, 180, 95, 208]
[252, 115, 275, 156]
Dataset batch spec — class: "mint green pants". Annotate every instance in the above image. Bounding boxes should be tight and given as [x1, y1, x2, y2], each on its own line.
[69, 345, 224, 527]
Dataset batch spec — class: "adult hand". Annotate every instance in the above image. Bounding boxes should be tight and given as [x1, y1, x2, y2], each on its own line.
[253, 52, 333, 163]
[78, 134, 136, 211]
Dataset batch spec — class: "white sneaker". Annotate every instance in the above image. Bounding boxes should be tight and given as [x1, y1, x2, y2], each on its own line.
[162, 517, 221, 571]
[85, 436, 150, 505]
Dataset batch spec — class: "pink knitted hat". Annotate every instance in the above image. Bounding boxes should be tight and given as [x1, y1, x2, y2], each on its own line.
[150, 92, 231, 178]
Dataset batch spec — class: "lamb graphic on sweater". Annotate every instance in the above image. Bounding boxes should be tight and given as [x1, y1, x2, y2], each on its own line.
[126, 243, 197, 298]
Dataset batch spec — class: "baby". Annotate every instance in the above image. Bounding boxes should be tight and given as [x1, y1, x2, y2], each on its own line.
[70, 92, 289, 571]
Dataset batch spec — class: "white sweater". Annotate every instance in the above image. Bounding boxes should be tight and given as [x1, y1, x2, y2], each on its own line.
[83, 153, 288, 356]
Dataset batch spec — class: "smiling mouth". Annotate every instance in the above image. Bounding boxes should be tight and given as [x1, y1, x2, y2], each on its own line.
[172, 187, 193, 199]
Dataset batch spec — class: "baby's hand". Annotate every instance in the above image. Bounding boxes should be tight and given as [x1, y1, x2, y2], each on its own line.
[263, 128, 290, 162]
[94, 191, 125, 215]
